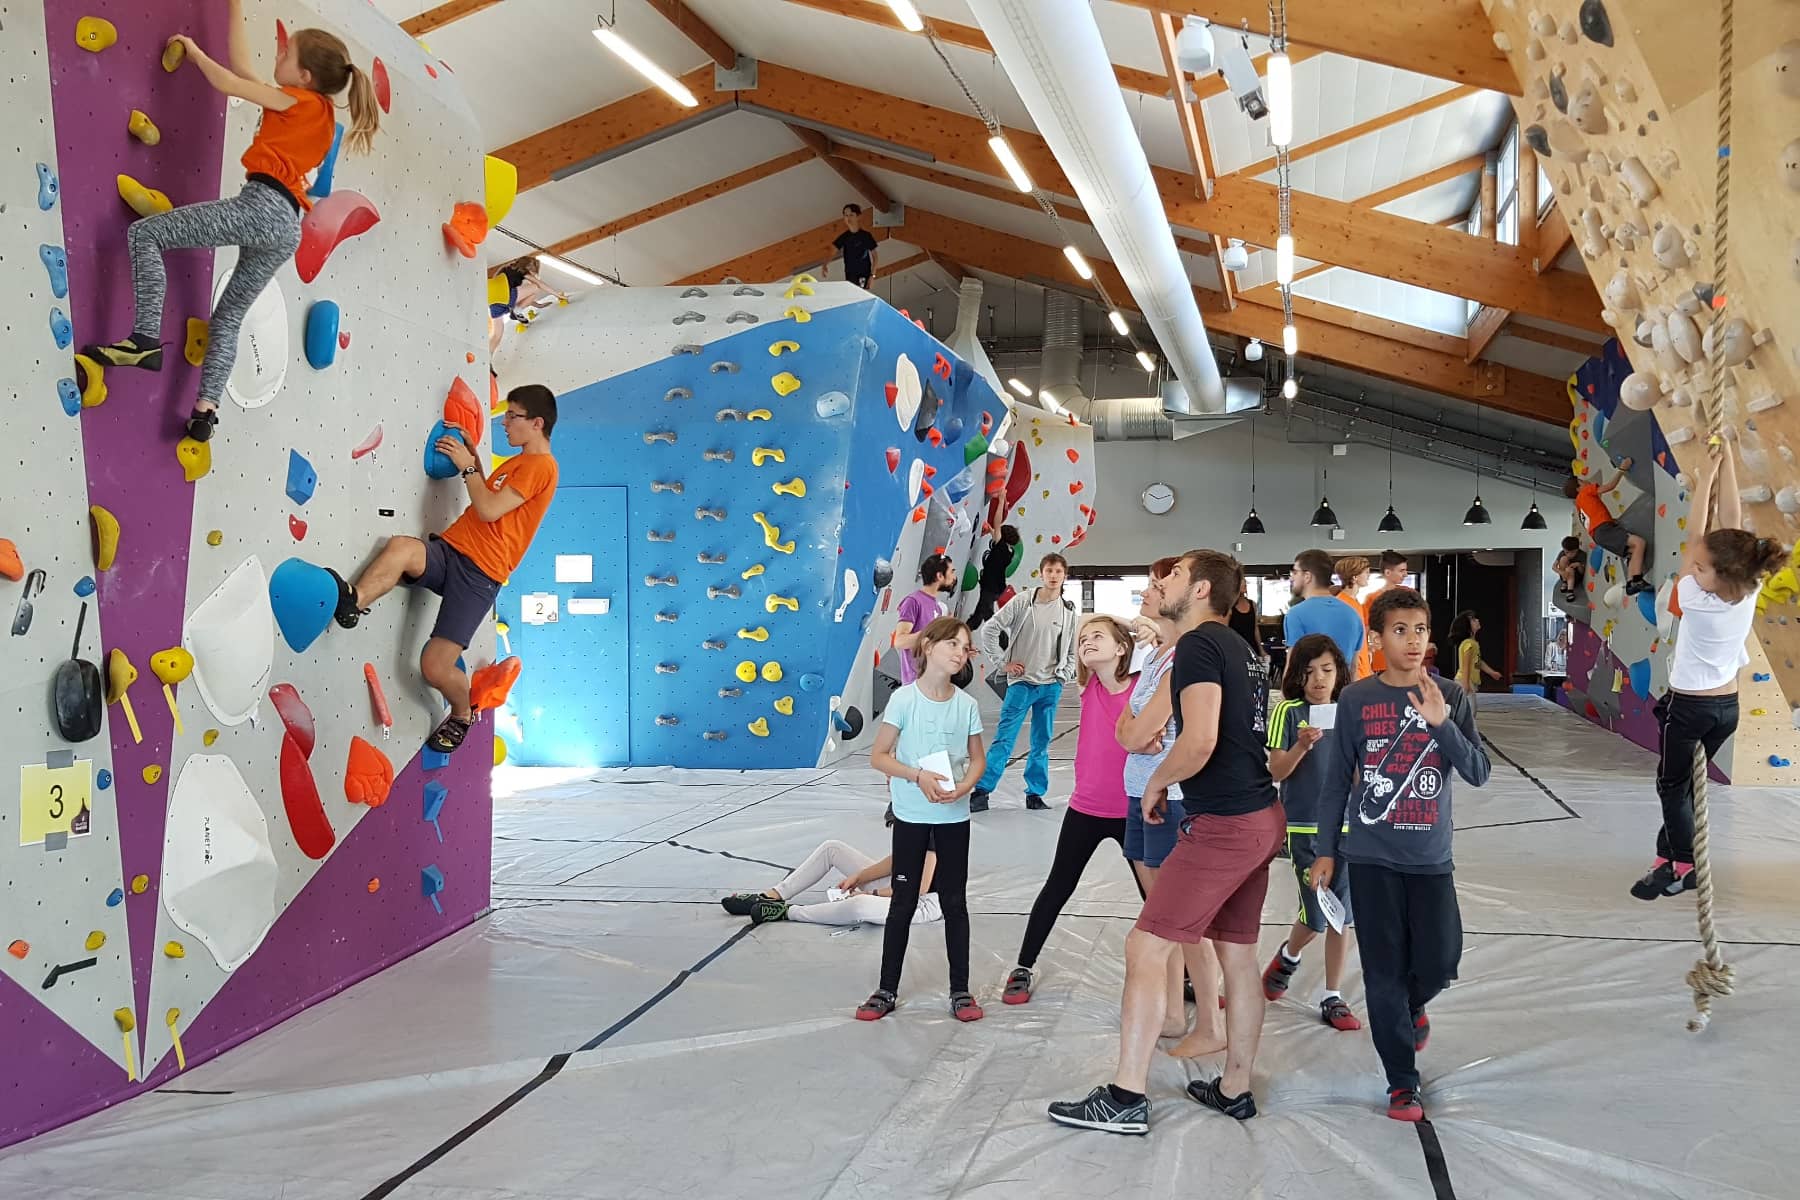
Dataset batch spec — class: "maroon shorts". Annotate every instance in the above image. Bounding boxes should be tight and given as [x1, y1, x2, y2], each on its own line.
[1135, 802, 1284, 945]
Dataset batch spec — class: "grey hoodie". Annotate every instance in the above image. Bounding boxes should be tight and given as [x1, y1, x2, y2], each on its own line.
[1315, 675, 1491, 874]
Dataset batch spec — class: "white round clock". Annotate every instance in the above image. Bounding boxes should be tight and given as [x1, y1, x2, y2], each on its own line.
[1141, 482, 1176, 515]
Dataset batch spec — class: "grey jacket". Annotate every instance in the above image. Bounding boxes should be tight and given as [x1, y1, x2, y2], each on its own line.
[978, 590, 1078, 685]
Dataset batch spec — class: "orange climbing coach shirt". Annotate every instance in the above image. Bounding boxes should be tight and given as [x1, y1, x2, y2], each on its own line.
[241, 88, 335, 210]
[441, 454, 560, 584]
[1574, 483, 1613, 535]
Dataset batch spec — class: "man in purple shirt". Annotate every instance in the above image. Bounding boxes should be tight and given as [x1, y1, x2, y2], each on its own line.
[894, 554, 954, 685]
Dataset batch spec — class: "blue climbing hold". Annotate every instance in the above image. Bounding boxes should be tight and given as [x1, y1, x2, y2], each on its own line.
[73, 576, 95, 598]
[304, 301, 340, 369]
[423, 781, 448, 843]
[423, 419, 467, 479]
[1770, 755, 1791, 768]
[1589, 546, 1606, 572]
[36, 163, 58, 211]
[1627, 658, 1651, 701]
[1754, 672, 1772, 682]
[422, 748, 451, 772]
[56, 378, 80, 416]
[39, 245, 68, 299]
[941, 414, 964, 444]
[799, 672, 824, 692]
[267, 557, 338, 653]
[815, 390, 850, 419]
[308, 123, 345, 199]
[50, 308, 71, 350]
[1634, 589, 1657, 625]
[831, 710, 853, 734]
[286, 449, 318, 506]
[421, 864, 446, 914]
[97, 768, 112, 790]
[106, 888, 124, 907]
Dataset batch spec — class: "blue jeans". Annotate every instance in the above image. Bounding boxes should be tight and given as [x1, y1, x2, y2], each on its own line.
[977, 680, 1062, 796]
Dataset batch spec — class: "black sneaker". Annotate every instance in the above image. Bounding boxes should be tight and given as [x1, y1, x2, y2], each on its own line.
[83, 334, 162, 372]
[968, 789, 990, 813]
[1625, 575, 1652, 596]
[721, 892, 762, 917]
[749, 897, 789, 925]
[1025, 793, 1049, 810]
[1261, 950, 1298, 1001]
[1047, 1085, 1149, 1135]
[1630, 859, 1685, 900]
[185, 406, 218, 443]
[328, 568, 367, 629]
[1186, 1077, 1257, 1120]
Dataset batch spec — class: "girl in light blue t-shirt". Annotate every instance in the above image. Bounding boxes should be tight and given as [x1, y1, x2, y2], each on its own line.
[856, 617, 986, 1024]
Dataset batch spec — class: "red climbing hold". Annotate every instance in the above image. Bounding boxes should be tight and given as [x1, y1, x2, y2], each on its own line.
[470, 655, 522, 710]
[911, 505, 927, 522]
[268, 682, 315, 759]
[932, 354, 951, 380]
[927, 428, 944, 447]
[425, 63, 437, 79]
[1069, 481, 1084, 494]
[980, 411, 993, 434]
[338, 332, 351, 350]
[343, 736, 394, 808]
[923, 464, 937, 478]
[276, 19, 288, 55]
[280, 732, 335, 860]
[885, 448, 901, 474]
[884, 382, 897, 407]
[0, 538, 22, 582]
[372, 57, 392, 113]
[921, 481, 934, 497]
[1066, 448, 1080, 464]
[466, 352, 476, 364]
[295, 190, 380, 284]
[1051, 534, 1062, 544]
[443, 376, 484, 448]
[289, 514, 308, 541]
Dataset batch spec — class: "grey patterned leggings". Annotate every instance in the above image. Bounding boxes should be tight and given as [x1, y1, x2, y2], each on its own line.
[127, 180, 301, 405]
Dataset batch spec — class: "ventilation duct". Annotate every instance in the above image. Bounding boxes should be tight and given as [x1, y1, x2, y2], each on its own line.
[945, 276, 1007, 402]
[1038, 289, 1087, 417]
[964, 0, 1226, 416]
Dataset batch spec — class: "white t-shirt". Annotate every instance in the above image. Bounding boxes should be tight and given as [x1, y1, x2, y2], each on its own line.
[882, 683, 984, 824]
[1668, 575, 1757, 692]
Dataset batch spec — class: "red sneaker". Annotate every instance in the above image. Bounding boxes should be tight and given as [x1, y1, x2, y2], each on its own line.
[1387, 1088, 1424, 1122]
[1320, 995, 1362, 1031]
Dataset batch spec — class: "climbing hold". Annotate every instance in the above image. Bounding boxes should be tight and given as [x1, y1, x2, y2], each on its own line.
[752, 447, 786, 466]
[771, 372, 802, 397]
[1578, 0, 1613, 45]
[672, 311, 706, 325]
[344, 736, 395, 808]
[748, 717, 771, 737]
[774, 696, 795, 716]
[761, 661, 784, 683]
[725, 311, 759, 325]
[75, 16, 117, 52]
[716, 408, 745, 423]
[131, 874, 148, 895]
[695, 506, 727, 521]
[708, 585, 741, 599]
[736, 661, 758, 683]
[783, 306, 811, 323]
[107, 888, 124, 907]
[181, 318, 209, 367]
[702, 449, 734, 463]
[0, 541, 20, 583]
[470, 656, 521, 710]
[160, 35, 186, 71]
[752, 512, 795, 553]
[644, 430, 678, 445]
[769, 340, 799, 356]
[50, 308, 72, 350]
[719, 688, 743, 698]
[873, 559, 894, 588]
[7, 941, 26, 960]
[1069, 481, 1085, 495]
[703, 639, 727, 650]
[673, 343, 703, 356]
[421, 865, 446, 914]
[765, 594, 799, 613]
[443, 377, 484, 449]
[74, 576, 96, 599]
[738, 626, 770, 642]
[783, 277, 816, 299]
[39, 245, 68, 299]
[772, 477, 806, 498]
[746, 408, 773, 421]
[646, 574, 679, 588]
[304, 301, 340, 369]
[932, 353, 951, 381]
[268, 558, 339, 653]
[285, 450, 318, 506]
[58, 377, 81, 417]
[90, 506, 119, 571]
[295, 191, 380, 284]
[910, 505, 927, 523]
[650, 480, 684, 494]
[886, 448, 902, 475]
[494, 736, 508, 766]
[161, 940, 187, 959]
[664, 387, 693, 402]
[424, 420, 468, 479]
[655, 662, 679, 675]
[281, 731, 335, 860]
[816, 390, 850, 419]
[442, 201, 489, 258]
[151, 646, 193, 733]
[741, 564, 766, 579]
[36, 163, 59, 211]
[116, 175, 173, 217]
[127, 109, 161, 147]
[202, 728, 219, 745]
[800, 672, 823, 692]
[85, 930, 106, 952]
[205, 530, 222, 548]
[704, 731, 728, 741]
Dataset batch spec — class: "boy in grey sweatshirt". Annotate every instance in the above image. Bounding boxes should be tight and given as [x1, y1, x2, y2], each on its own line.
[1309, 588, 1490, 1124]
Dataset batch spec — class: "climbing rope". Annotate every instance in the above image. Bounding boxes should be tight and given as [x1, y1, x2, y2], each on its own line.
[1685, 0, 1735, 1034]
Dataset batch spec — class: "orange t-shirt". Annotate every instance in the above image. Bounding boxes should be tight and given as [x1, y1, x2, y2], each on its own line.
[1334, 590, 1373, 679]
[1363, 586, 1388, 673]
[1574, 483, 1613, 535]
[241, 88, 335, 209]
[441, 453, 559, 584]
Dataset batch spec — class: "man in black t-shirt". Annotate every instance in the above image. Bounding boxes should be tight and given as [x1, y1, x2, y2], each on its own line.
[830, 204, 880, 289]
[1048, 549, 1283, 1137]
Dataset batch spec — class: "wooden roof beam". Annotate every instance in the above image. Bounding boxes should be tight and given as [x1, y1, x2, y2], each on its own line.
[400, 0, 499, 37]
[784, 123, 893, 212]
[671, 221, 895, 288]
[1106, 0, 1520, 95]
[926, 250, 973, 283]
[644, 0, 738, 70]
[494, 68, 732, 191]
[542, 149, 815, 257]
[1465, 304, 1510, 362]
[1354, 153, 1486, 210]
[1233, 85, 1481, 179]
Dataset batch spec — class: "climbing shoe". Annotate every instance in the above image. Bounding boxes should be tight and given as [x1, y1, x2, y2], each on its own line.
[968, 789, 990, 814]
[855, 989, 897, 1021]
[1025, 793, 1050, 811]
[426, 714, 471, 753]
[1625, 575, 1653, 596]
[1261, 948, 1299, 1001]
[1412, 1010, 1431, 1053]
[950, 991, 984, 1022]
[1186, 1077, 1257, 1121]
[720, 893, 762, 917]
[327, 568, 367, 629]
[1630, 858, 1689, 900]
[1320, 995, 1362, 1031]
[83, 335, 163, 372]
[749, 897, 789, 925]
[185, 406, 218, 443]
[1387, 1088, 1425, 1122]
[1003, 966, 1034, 1005]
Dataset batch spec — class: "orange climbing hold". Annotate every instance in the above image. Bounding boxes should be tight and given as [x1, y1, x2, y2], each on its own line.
[443, 376, 484, 448]
[1069, 481, 1084, 494]
[0, 539, 21, 582]
[471, 655, 522, 711]
[6, 940, 27, 960]
[442, 201, 489, 258]
[1066, 448, 1081, 463]
[490, 371, 502, 415]
[343, 736, 395, 808]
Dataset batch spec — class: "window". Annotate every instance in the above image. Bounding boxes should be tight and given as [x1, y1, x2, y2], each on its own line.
[1536, 161, 1553, 219]
[1495, 123, 1520, 246]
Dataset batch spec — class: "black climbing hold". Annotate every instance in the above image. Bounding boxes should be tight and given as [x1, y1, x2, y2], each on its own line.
[912, 381, 942, 442]
[1549, 74, 1569, 113]
[872, 559, 894, 589]
[1693, 282, 1717, 307]
[1524, 125, 1551, 157]
[839, 706, 864, 739]
[1578, 0, 1613, 47]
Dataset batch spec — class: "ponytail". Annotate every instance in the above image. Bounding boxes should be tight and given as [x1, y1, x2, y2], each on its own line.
[1753, 537, 1789, 576]
[342, 64, 380, 156]
[291, 28, 381, 155]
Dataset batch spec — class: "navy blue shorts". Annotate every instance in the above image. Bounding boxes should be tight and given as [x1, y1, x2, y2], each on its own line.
[404, 535, 499, 649]
[1125, 795, 1181, 868]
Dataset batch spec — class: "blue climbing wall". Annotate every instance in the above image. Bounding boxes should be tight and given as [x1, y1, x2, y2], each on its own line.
[495, 283, 1003, 768]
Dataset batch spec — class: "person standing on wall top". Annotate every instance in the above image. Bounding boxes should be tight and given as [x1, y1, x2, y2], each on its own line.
[828, 204, 880, 289]
[82, 6, 381, 444]
[330, 386, 559, 754]
[893, 555, 954, 687]
[1285, 549, 1366, 674]
[973, 553, 1079, 812]
[970, 525, 1021, 631]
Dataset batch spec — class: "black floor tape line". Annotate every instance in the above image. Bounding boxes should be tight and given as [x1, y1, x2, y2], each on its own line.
[556, 776, 821, 886]
[1481, 732, 1581, 819]
[664, 839, 793, 873]
[1416, 1118, 1458, 1199]
[360, 925, 753, 1199]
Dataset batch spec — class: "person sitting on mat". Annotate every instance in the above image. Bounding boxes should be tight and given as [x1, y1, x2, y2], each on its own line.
[330, 386, 558, 754]
[720, 828, 941, 928]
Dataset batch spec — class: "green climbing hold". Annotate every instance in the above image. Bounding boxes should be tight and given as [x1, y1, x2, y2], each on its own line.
[963, 433, 989, 466]
[1007, 541, 1025, 577]
[962, 563, 979, 592]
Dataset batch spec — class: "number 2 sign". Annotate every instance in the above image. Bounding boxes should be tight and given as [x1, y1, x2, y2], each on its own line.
[20, 761, 93, 846]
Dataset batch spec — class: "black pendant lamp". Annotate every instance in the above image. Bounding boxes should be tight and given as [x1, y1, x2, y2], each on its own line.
[1463, 412, 1492, 526]
[1377, 429, 1403, 532]
[1240, 417, 1265, 534]
[1521, 502, 1548, 530]
[1310, 462, 1338, 528]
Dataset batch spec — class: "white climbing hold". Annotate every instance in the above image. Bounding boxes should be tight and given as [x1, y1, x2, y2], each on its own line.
[894, 353, 922, 432]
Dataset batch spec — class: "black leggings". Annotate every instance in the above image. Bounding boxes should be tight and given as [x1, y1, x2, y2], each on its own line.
[880, 818, 971, 995]
[1654, 692, 1739, 863]
[1016, 808, 1127, 969]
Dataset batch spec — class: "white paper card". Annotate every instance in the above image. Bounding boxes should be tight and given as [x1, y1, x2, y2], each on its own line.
[1308, 702, 1337, 731]
[1316, 885, 1347, 933]
[567, 597, 610, 615]
[521, 592, 559, 625]
[826, 887, 851, 903]
[554, 554, 593, 584]
[917, 749, 955, 797]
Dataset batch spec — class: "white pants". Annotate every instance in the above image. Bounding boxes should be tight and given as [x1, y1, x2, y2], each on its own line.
[773, 840, 942, 926]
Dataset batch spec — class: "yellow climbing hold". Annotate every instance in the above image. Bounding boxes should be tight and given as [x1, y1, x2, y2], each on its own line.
[90, 505, 119, 570]
[761, 661, 783, 683]
[771, 372, 802, 397]
[74, 353, 107, 408]
[783, 275, 817, 298]
[753, 512, 794, 554]
[141, 765, 162, 785]
[185, 318, 209, 366]
[205, 531, 222, 548]
[748, 717, 771, 737]
[769, 340, 800, 356]
[494, 736, 508, 766]
[765, 594, 799, 613]
[161, 36, 187, 72]
[202, 728, 219, 745]
[163, 941, 185, 958]
[117, 175, 173, 218]
[75, 16, 117, 52]
[127, 109, 161, 146]
[783, 306, 812, 323]
[85, 930, 106, 952]
[113, 1007, 134, 1033]
[752, 447, 785, 467]
[737, 626, 770, 642]
[741, 564, 766, 580]
[774, 696, 795, 716]
[746, 408, 773, 422]
[1752, 708, 1768, 717]
[484, 155, 519, 225]
[176, 437, 211, 483]
[735, 660, 758, 682]
[167, 1007, 187, 1071]
[131, 874, 149, 894]
[772, 477, 806, 498]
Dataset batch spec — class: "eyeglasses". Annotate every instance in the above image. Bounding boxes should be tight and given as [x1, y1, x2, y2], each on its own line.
[500, 411, 533, 423]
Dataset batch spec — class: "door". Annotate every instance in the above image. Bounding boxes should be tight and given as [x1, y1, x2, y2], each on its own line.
[505, 486, 630, 766]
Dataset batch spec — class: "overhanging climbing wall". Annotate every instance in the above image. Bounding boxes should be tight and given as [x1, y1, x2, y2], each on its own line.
[2, 0, 496, 1150]
[494, 280, 1092, 768]
[1481, 0, 1800, 736]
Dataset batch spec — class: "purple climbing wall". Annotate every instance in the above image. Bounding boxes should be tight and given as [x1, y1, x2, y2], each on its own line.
[2, 0, 495, 1151]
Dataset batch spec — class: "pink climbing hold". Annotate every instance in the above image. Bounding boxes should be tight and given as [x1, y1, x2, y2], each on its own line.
[425, 63, 437, 79]
[980, 411, 993, 434]
[268, 683, 315, 759]
[372, 57, 391, 113]
[352, 424, 383, 459]
[295, 190, 380, 284]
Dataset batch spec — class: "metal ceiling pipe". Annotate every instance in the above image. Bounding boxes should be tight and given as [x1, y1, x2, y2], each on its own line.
[1039, 289, 1088, 417]
[964, 0, 1226, 416]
